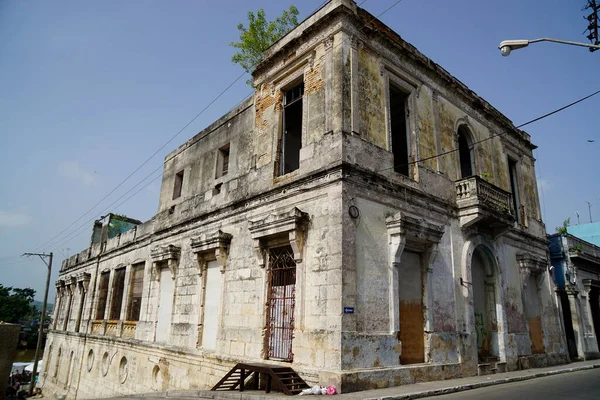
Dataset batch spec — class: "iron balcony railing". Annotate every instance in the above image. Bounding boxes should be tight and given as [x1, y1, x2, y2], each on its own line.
[455, 176, 516, 218]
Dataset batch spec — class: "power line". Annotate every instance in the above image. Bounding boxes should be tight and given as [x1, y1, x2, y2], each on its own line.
[35, 70, 248, 253]
[36, 0, 406, 254]
[34, 1, 346, 254]
[378, 88, 600, 172]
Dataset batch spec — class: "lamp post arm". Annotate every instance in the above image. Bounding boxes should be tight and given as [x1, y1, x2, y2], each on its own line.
[529, 37, 600, 50]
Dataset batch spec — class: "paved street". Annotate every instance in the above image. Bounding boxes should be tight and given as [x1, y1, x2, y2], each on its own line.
[429, 368, 600, 400]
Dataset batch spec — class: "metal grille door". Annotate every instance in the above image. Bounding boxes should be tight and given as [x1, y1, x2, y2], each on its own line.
[266, 245, 296, 361]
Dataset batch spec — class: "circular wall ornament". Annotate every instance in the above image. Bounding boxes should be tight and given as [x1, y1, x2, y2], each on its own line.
[348, 205, 360, 219]
[119, 357, 128, 384]
[152, 365, 162, 390]
[101, 352, 110, 377]
[87, 349, 94, 372]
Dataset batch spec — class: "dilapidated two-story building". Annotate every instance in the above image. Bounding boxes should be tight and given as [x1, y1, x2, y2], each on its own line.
[40, 1, 567, 398]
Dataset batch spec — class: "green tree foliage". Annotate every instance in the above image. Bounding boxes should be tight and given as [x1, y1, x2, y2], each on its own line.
[230, 6, 300, 85]
[555, 217, 570, 234]
[0, 284, 35, 323]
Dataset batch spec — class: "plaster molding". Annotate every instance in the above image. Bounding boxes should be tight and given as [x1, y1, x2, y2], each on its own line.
[191, 230, 232, 274]
[517, 252, 547, 288]
[385, 212, 445, 245]
[151, 244, 181, 280]
[249, 207, 309, 266]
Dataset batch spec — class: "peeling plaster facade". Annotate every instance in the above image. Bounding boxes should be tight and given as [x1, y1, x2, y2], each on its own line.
[40, 1, 567, 398]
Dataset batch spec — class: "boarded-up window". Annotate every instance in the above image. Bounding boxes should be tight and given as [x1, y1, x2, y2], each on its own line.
[109, 268, 126, 320]
[126, 264, 145, 322]
[95, 271, 110, 320]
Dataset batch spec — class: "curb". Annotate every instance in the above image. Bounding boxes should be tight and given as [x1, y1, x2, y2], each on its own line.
[373, 363, 600, 400]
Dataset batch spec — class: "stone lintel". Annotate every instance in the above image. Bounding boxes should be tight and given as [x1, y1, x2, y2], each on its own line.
[517, 252, 547, 288]
[249, 207, 309, 266]
[385, 212, 444, 247]
[76, 272, 92, 292]
[190, 230, 232, 274]
[151, 244, 181, 280]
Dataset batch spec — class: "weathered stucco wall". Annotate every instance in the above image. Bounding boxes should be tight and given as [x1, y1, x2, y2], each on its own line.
[42, 0, 566, 398]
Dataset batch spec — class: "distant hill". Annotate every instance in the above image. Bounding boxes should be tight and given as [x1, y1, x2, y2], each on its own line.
[32, 300, 53, 313]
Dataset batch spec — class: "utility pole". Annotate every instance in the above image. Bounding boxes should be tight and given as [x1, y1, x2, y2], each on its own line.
[21, 252, 53, 397]
[584, 0, 600, 52]
[576, 211, 581, 225]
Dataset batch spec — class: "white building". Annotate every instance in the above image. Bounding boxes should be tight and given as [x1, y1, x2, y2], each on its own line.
[40, 1, 568, 398]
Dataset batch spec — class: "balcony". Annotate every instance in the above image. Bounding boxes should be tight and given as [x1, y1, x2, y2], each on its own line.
[456, 176, 515, 236]
[566, 235, 600, 264]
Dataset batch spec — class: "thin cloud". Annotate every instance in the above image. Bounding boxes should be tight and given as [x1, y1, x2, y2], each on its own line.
[0, 210, 32, 227]
[58, 161, 96, 186]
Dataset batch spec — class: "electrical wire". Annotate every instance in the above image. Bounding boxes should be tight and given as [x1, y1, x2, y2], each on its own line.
[31, 0, 405, 255]
[378, 89, 600, 172]
[34, 70, 248, 254]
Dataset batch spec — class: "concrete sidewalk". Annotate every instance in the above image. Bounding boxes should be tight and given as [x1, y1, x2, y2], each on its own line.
[118, 360, 600, 400]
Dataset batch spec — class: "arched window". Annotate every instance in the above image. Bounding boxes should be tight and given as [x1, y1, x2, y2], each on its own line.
[457, 125, 474, 178]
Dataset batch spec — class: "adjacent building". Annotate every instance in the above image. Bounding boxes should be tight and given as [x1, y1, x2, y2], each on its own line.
[40, 1, 568, 398]
[548, 233, 600, 360]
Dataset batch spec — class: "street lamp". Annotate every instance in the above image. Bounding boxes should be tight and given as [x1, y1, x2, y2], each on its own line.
[498, 38, 600, 56]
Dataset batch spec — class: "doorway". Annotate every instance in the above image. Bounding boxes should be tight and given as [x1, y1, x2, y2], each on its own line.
[471, 246, 499, 361]
[398, 250, 425, 364]
[266, 245, 296, 361]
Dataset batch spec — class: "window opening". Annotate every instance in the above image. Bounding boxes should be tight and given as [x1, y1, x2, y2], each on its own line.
[76, 287, 86, 332]
[216, 144, 230, 178]
[126, 263, 144, 322]
[389, 84, 410, 176]
[458, 126, 473, 178]
[280, 83, 304, 176]
[172, 170, 184, 200]
[110, 268, 126, 320]
[508, 157, 520, 223]
[95, 271, 110, 320]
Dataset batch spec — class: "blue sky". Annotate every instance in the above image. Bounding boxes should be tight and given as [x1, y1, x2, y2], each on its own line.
[0, 0, 598, 301]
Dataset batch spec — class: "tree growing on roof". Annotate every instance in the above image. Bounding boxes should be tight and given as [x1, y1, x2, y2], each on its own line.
[230, 6, 300, 86]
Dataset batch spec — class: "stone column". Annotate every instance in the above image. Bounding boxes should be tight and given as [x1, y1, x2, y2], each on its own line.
[52, 282, 63, 330]
[75, 274, 90, 333]
[581, 279, 600, 355]
[118, 265, 133, 336]
[62, 280, 74, 331]
[566, 287, 586, 359]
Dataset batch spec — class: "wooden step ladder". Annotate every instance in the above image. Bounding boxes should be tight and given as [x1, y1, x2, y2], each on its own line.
[212, 362, 309, 395]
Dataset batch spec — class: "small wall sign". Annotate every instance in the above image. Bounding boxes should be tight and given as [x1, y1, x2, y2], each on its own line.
[343, 307, 354, 314]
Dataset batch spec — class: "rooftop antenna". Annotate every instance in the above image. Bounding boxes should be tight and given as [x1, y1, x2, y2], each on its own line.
[586, 201, 593, 223]
[576, 211, 581, 225]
